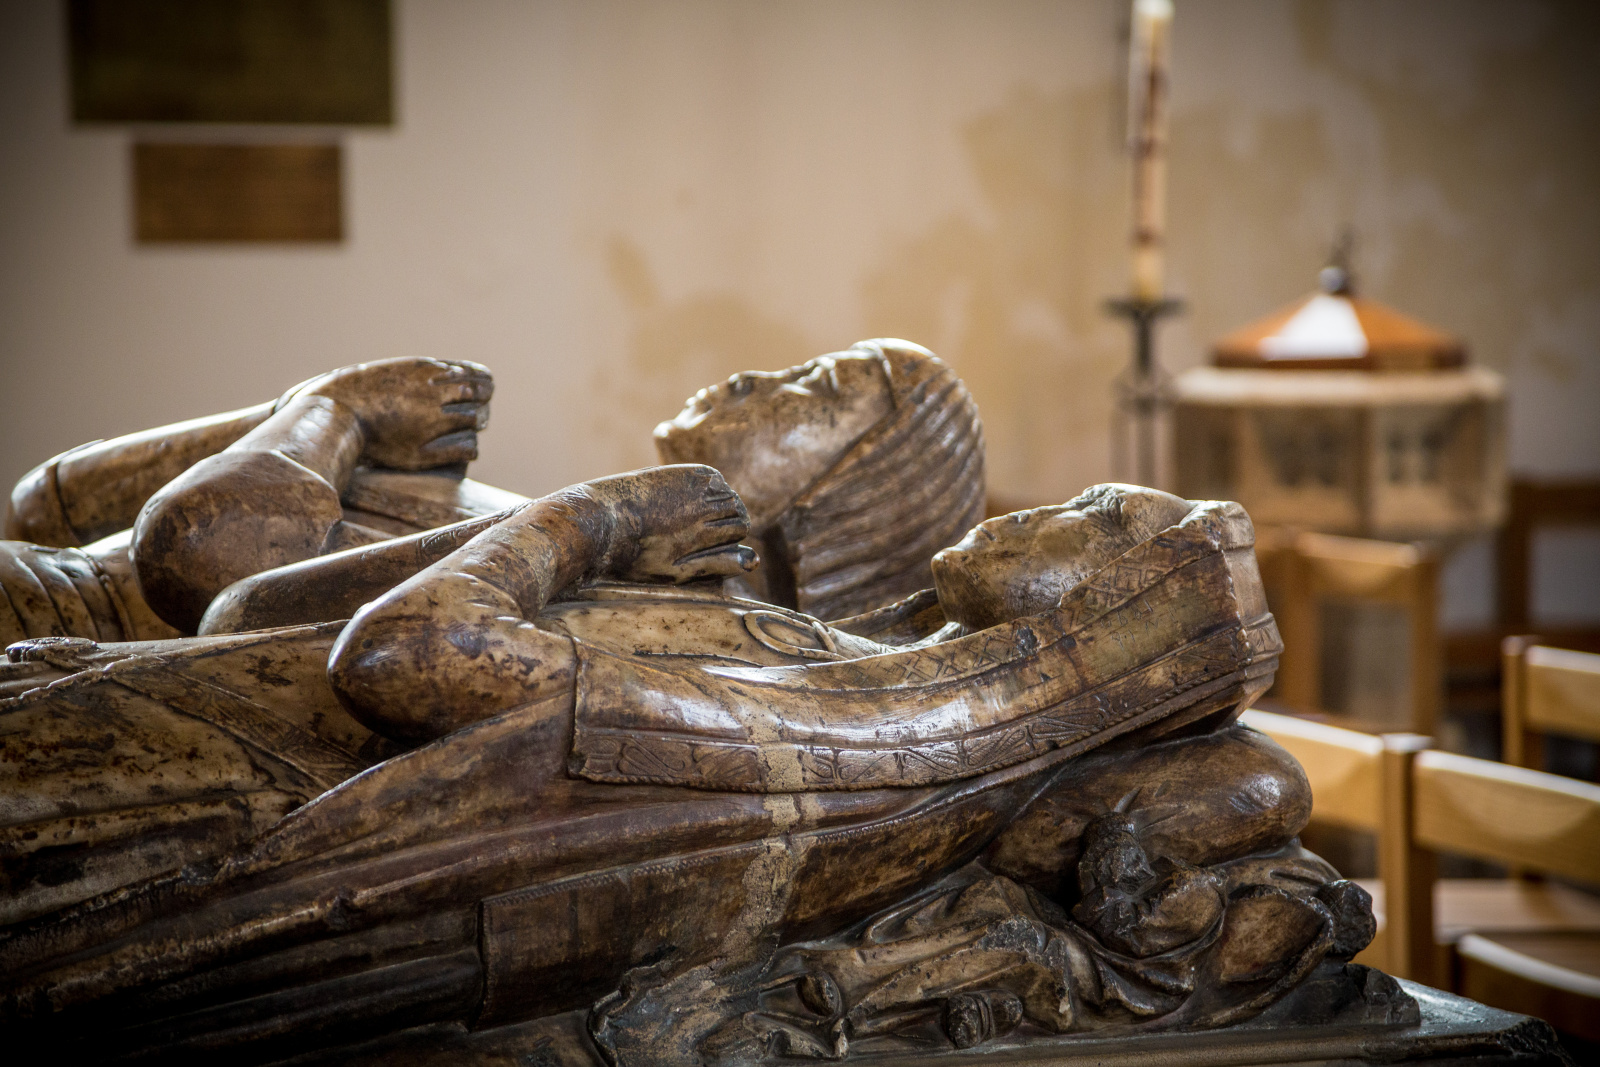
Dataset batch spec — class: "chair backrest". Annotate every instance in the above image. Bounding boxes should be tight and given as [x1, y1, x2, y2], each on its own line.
[1411, 751, 1600, 888]
[1407, 750, 1600, 997]
[1239, 709, 1434, 980]
[1410, 749, 1600, 1037]
[1496, 480, 1600, 631]
[1503, 638, 1600, 770]
[1258, 530, 1440, 733]
[1246, 709, 1600, 992]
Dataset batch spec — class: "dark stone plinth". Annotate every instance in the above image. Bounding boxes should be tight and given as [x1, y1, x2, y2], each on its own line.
[867, 984, 1571, 1065]
[300, 979, 1571, 1067]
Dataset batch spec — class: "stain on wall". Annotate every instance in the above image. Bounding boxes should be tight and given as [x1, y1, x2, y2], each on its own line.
[859, 84, 1129, 501]
[595, 234, 819, 473]
[2, 0, 1596, 519]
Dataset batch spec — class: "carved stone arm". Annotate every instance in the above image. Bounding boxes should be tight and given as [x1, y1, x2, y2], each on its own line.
[328, 466, 756, 743]
[4, 402, 274, 547]
[129, 358, 496, 634]
[6, 358, 492, 558]
[198, 508, 517, 636]
[132, 394, 372, 633]
[326, 492, 602, 743]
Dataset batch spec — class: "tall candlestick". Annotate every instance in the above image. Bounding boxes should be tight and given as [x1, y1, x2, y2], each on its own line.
[1128, 0, 1172, 303]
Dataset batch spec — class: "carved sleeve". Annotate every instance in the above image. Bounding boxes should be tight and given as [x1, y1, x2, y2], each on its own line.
[326, 494, 601, 743]
[131, 395, 367, 633]
[3, 402, 273, 547]
[196, 509, 515, 636]
[327, 466, 751, 744]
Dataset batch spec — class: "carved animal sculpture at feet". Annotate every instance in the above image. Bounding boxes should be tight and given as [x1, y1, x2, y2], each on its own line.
[0, 343, 1391, 1064]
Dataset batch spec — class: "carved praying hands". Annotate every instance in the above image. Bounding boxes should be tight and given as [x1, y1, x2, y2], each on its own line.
[581, 464, 759, 583]
[133, 357, 497, 631]
[282, 356, 494, 470]
[328, 464, 756, 742]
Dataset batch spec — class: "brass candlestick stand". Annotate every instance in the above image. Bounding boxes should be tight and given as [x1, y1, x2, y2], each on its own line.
[1106, 295, 1182, 488]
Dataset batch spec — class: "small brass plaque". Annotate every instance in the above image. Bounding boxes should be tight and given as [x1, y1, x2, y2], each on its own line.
[70, 0, 392, 125]
[134, 143, 342, 242]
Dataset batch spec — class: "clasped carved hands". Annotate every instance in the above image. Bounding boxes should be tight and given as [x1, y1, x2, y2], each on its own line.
[284, 357, 494, 471]
[579, 465, 759, 585]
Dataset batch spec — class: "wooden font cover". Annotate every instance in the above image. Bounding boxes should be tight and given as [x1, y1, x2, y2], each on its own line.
[1214, 266, 1465, 372]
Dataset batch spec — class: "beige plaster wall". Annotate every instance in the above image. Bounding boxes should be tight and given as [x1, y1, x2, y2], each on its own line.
[2, 0, 1596, 519]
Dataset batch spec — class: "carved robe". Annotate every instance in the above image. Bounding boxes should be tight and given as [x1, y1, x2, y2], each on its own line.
[0, 501, 1311, 1062]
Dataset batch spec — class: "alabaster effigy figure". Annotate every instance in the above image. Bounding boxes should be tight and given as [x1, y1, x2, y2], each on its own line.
[1, 473, 1382, 1062]
[0, 337, 972, 644]
[204, 338, 982, 634]
[0, 341, 1391, 1064]
[0, 342, 977, 931]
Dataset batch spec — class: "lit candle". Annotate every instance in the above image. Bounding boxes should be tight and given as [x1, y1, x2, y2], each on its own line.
[1128, 0, 1173, 303]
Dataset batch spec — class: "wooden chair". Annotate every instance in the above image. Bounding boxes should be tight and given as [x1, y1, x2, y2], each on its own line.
[1444, 478, 1600, 741]
[1257, 530, 1441, 734]
[1243, 710, 1600, 1003]
[1238, 709, 1435, 980]
[1502, 638, 1600, 774]
[1497, 480, 1600, 633]
[1409, 751, 1600, 1041]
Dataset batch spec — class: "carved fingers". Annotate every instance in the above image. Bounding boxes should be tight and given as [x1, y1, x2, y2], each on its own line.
[288, 357, 495, 471]
[405, 359, 495, 468]
[583, 465, 759, 584]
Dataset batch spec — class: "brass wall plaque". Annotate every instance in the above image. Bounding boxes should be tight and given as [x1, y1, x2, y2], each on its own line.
[134, 143, 342, 242]
[70, 0, 392, 125]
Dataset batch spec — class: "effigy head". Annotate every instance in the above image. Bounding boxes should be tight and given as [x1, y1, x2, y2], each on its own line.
[653, 348, 894, 531]
[932, 483, 1192, 631]
[656, 339, 984, 620]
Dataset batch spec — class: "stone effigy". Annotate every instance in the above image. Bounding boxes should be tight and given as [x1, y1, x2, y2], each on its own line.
[1, 342, 980, 930]
[201, 339, 982, 635]
[0, 345, 1567, 1065]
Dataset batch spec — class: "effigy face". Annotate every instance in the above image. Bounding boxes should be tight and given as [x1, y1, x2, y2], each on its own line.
[0, 345, 1448, 1066]
[930, 484, 1194, 630]
[656, 339, 987, 621]
[654, 350, 895, 530]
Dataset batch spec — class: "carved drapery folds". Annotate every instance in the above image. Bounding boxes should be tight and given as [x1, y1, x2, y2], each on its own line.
[0, 350, 1411, 1065]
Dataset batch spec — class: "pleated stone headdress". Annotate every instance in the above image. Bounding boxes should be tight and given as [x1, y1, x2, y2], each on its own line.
[768, 340, 985, 622]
